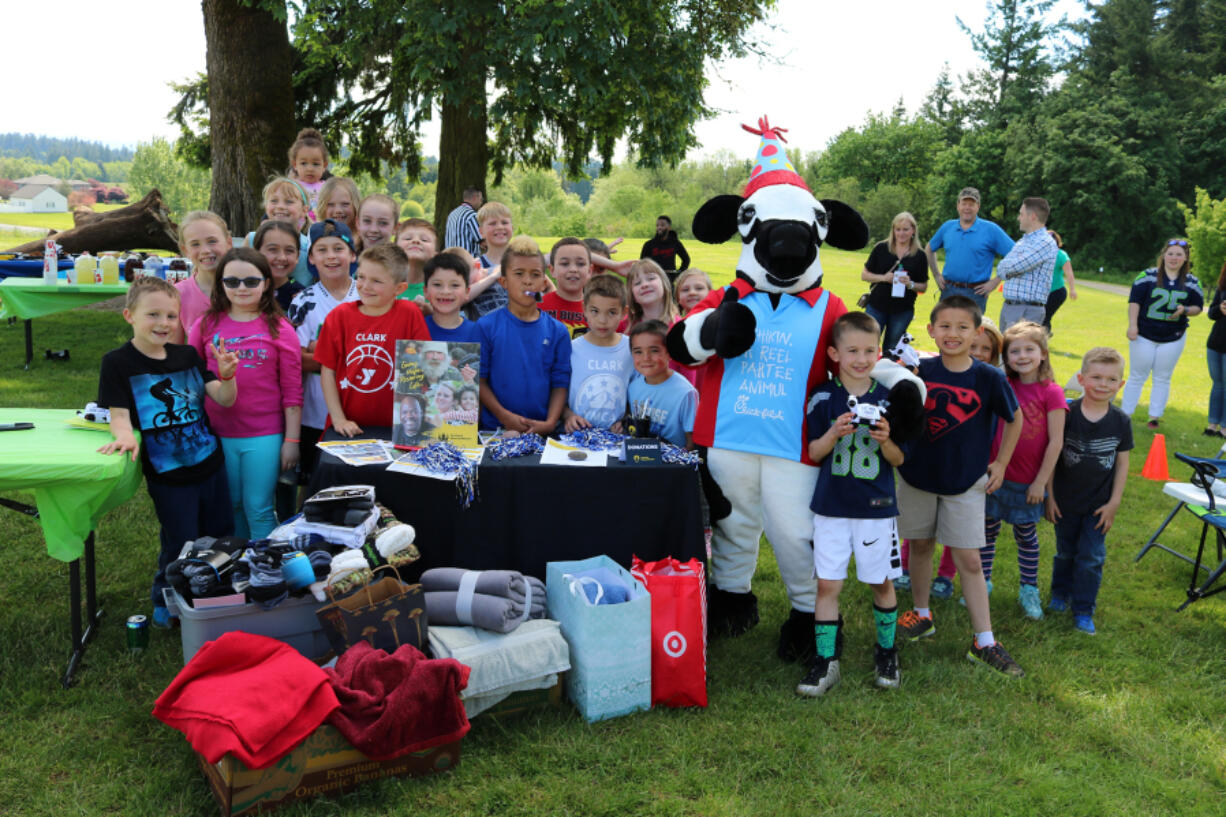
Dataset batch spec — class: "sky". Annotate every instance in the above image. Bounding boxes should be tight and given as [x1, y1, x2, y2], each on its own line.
[5, 0, 1086, 161]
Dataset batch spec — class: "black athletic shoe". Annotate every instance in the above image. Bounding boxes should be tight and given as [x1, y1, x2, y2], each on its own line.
[796, 656, 841, 697]
[874, 645, 900, 689]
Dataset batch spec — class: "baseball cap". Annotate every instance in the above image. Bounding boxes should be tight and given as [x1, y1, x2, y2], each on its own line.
[306, 219, 356, 278]
[959, 187, 981, 203]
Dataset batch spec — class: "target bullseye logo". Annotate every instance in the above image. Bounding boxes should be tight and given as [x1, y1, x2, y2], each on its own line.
[662, 630, 687, 658]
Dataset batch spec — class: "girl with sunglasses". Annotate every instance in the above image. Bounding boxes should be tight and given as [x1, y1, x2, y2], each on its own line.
[188, 247, 303, 538]
[1122, 238, 1204, 429]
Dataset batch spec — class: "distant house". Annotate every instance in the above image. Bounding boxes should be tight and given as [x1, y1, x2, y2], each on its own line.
[1, 184, 69, 212]
[13, 174, 92, 192]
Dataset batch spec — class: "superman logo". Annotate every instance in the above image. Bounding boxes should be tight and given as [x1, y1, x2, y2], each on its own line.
[924, 384, 982, 440]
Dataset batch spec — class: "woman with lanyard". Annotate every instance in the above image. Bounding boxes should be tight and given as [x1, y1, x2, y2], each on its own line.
[859, 211, 929, 352]
[1122, 238, 1204, 429]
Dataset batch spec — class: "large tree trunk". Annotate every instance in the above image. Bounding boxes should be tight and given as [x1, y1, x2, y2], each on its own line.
[202, 0, 296, 235]
[434, 83, 489, 237]
[3, 190, 179, 254]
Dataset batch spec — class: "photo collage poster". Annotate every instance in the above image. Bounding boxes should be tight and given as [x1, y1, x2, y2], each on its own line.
[393, 340, 480, 448]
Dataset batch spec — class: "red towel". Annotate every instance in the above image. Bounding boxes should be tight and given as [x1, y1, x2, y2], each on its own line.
[325, 641, 471, 760]
[153, 632, 339, 769]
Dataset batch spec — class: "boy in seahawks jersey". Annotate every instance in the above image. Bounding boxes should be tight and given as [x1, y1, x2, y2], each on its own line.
[797, 312, 905, 697]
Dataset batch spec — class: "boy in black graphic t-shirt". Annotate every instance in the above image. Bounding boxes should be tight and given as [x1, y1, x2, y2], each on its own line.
[895, 296, 1026, 677]
[97, 277, 239, 627]
[1046, 347, 1132, 635]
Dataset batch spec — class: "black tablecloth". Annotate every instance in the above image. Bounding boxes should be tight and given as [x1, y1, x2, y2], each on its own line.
[309, 428, 704, 581]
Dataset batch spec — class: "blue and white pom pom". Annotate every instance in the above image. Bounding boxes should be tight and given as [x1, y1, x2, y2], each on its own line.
[559, 428, 626, 451]
[487, 433, 545, 460]
[405, 442, 479, 506]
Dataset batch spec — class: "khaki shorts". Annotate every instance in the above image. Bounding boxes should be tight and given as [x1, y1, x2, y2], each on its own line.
[896, 474, 988, 550]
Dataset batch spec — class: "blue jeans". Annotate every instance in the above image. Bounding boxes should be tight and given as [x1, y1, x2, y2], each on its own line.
[1051, 512, 1106, 615]
[941, 283, 988, 314]
[146, 467, 233, 607]
[1208, 348, 1226, 426]
[863, 304, 915, 353]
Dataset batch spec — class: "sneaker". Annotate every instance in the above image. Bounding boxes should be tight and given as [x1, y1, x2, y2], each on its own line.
[1048, 596, 1069, 613]
[959, 579, 993, 607]
[1204, 427, 1221, 437]
[894, 572, 911, 592]
[874, 645, 900, 689]
[897, 610, 935, 641]
[1073, 615, 1096, 635]
[967, 640, 1025, 677]
[1147, 419, 1160, 430]
[1019, 585, 1044, 620]
[152, 605, 173, 629]
[796, 656, 841, 697]
[931, 576, 954, 599]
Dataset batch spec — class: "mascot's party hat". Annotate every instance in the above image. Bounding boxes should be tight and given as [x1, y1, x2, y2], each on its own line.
[743, 116, 810, 198]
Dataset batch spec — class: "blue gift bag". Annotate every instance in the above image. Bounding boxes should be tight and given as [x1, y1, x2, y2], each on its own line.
[546, 555, 651, 723]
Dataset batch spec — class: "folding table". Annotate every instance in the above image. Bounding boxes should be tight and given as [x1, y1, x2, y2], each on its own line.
[0, 278, 129, 368]
[0, 408, 142, 686]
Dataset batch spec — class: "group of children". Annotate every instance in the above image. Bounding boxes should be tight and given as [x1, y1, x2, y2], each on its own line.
[95, 128, 1132, 671]
[97, 128, 720, 627]
[800, 296, 1131, 696]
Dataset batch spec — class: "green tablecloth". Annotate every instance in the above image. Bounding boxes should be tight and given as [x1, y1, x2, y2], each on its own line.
[0, 408, 142, 562]
[0, 278, 130, 320]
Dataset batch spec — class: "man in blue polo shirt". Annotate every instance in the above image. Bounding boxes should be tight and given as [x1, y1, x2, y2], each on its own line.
[926, 187, 1014, 312]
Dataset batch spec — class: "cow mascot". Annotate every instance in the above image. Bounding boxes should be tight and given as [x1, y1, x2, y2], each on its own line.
[668, 117, 925, 662]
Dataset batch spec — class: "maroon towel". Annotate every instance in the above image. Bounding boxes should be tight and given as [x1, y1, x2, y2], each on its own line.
[325, 641, 471, 760]
[153, 632, 339, 769]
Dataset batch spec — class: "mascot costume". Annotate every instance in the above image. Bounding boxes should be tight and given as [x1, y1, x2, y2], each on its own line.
[667, 118, 925, 661]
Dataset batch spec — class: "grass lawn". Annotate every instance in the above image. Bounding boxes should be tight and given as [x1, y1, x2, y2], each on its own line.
[0, 204, 128, 232]
[2, 238, 1225, 816]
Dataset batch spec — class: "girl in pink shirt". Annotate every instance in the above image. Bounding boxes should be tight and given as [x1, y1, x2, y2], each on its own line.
[984, 321, 1067, 620]
[175, 211, 231, 341]
[189, 248, 303, 539]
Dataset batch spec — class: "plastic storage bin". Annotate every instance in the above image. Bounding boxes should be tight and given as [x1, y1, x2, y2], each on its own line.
[164, 588, 332, 665]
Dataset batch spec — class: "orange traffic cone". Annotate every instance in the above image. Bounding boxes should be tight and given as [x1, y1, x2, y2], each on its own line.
[1141, 433, 1170, 481]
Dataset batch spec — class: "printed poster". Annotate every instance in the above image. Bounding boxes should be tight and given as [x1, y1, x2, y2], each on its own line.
[393, 339, 480, 448]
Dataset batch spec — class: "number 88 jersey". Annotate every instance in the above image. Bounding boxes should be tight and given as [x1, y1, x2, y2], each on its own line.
[806, 380, 903, 519]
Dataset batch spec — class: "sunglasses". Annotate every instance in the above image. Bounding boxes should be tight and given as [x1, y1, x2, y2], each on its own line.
[1167, 239, 1189, 247]
[222, 276, 265, 289]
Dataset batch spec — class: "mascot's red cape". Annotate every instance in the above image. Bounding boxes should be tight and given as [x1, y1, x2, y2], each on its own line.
[667, 117, 925, 662]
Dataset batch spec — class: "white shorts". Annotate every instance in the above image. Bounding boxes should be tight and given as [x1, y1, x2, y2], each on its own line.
[812, 514, 902, 585]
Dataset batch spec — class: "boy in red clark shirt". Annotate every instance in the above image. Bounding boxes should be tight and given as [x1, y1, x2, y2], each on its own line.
[315, 244, 430, 436]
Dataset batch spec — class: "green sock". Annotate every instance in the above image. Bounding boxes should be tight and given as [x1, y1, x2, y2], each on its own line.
[814, 620, 839, 659]
[874, 604, 898, 650]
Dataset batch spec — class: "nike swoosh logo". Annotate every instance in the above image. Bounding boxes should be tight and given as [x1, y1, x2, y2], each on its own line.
[862, 539, 878, 547]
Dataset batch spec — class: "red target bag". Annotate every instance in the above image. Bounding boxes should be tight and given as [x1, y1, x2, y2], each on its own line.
[630, 555, 707, 708]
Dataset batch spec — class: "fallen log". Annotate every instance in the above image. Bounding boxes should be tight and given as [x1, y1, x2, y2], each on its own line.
[3, 189, 180, 254]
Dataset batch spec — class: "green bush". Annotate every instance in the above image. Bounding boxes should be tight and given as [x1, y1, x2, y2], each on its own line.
[400, 199, 426, 219]
[1179, 187, 1226, 285]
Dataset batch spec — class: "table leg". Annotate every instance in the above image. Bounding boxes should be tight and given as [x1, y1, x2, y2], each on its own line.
[24, 318, 33, 369]
[62, 531, 103, 689]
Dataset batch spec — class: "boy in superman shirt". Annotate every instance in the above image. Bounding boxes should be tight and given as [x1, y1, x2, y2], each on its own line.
[895, 295, 1025, 677]
[315, 243, 430, 436]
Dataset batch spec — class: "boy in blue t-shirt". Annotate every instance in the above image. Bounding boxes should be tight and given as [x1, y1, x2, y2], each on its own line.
[478, 236, 571, 433]
[895, 295, 1026, 677]
[424, 252, 481, 343]
[626, 319, 698, 448]
[798, 312, 905, 696]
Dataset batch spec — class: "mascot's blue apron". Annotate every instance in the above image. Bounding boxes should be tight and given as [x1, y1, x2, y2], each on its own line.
[712, 289, 828, 461]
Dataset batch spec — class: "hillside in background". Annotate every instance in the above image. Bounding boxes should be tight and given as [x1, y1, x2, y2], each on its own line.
[0, 133, 133, 164]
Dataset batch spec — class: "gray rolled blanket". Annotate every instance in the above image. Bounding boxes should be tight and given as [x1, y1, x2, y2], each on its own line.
[421, 568, 547, 633]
